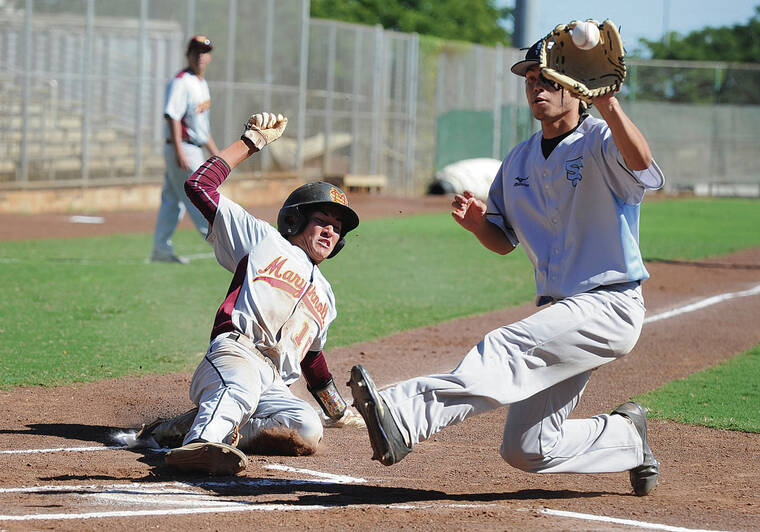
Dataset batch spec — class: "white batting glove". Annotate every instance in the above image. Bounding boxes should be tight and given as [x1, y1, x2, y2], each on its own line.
[321, 406, 367, 429]
[242, 112, 288, 150]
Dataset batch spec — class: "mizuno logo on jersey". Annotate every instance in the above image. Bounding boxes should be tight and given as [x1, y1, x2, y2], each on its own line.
[254, 256, 308, 297]
[565, 156, 583, 187]
[514, 176, 529, 187]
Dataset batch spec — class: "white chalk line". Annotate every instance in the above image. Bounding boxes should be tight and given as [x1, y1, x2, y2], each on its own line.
[541, 509, 734, 532]
[264, 464, 366, 484]
[0, 445, 128, 455]
[644, 283, 760, 324]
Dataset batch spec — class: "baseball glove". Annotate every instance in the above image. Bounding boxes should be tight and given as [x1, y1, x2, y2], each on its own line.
[539, 19, 626, 103]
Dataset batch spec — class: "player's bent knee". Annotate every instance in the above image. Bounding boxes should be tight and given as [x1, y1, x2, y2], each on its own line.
[499, 436, 545, 472]
[298, 413, 324, 446]
[241, 425, 320, 456]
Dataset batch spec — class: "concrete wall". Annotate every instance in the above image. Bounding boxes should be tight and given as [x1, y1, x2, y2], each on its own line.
[0, 174, 303, 214]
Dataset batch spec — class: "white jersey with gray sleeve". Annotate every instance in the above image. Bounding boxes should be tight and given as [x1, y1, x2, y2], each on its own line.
[486, 115, 664, 303]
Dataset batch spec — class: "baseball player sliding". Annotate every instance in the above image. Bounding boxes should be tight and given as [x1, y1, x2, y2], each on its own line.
[349, 29, 664, 496]
[139, 112, 360, 475]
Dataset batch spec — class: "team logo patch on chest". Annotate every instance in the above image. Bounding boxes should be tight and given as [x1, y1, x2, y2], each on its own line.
[565, 156, 583, 187]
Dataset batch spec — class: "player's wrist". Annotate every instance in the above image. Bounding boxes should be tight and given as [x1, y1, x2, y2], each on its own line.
[240, 135, 260, 153]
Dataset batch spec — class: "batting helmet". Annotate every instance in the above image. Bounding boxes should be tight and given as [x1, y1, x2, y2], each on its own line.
[277, 181, 360, 258]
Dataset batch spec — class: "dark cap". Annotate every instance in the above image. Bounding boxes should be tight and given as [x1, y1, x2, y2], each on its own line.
[187, 35, 213, 54]
[510, 39, 543, 76]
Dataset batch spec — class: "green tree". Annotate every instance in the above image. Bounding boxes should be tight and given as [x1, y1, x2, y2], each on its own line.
[639, 6, 760, 63]
[633, 6, 760, 104]
[310, 0, 512, 45]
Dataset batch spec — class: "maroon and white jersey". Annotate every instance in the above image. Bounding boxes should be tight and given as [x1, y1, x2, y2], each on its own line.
[164, 69, 211, 146]
[184, 156, 336, 385]
[207, 196, 336, 384]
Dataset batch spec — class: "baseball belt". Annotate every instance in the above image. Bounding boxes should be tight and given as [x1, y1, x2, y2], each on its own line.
[225, 332, 277, 372]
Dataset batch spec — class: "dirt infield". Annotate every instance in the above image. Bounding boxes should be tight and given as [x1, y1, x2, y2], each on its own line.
[1, 195, 759, 531]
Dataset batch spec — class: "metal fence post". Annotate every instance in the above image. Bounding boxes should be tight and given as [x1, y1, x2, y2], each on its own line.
[405, 33, 419, 194]
[493, 44, 503, 160]
[261, 0, 274, 170]
[135, 0, 148, 182]
[224, 0, 238, 147]
[349, 26, 362, 175]
[81, 0, 94, 183]
[186, 0, 196, 37]
[369, 24, 383, 175]
[19, 0, 32, 183]
[296, 0, 309, 174]
[323, 23, 336, 177]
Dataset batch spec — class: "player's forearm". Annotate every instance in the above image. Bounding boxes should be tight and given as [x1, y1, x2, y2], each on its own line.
[205, 135, 220, 157]
[184, 156, 230, 223]
[474, 221, 515, 255]
[218, 138, 259, 170]
[301, 350, 348, 420]
[595, 96, 652, 171]
[167, 117, 184, 152]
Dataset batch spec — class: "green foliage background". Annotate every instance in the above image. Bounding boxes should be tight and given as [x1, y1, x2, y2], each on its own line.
[310, 0, 512, 45]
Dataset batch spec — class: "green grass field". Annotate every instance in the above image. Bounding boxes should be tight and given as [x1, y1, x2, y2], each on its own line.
[2, 197, 759, 431]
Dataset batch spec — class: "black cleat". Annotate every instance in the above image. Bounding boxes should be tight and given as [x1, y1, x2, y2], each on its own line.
[348, 364, 411, 466]
[612, 402, 660, 496]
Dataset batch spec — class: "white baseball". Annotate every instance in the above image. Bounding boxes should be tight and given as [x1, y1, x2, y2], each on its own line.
[572, 21, 600, 50]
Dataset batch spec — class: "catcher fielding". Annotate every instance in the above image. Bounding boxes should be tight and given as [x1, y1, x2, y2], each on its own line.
[138, 112, 360, 475]
[349, 21, 664, 496]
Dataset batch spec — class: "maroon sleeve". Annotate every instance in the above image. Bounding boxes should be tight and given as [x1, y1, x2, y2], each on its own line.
[300, 350, 332, 389]
[184, 155, 231, 226]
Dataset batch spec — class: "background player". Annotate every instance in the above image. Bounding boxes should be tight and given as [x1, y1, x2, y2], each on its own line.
[349, 38, 664, 496]
[140, 112, 360, 475]
[151, 35, 220, 264]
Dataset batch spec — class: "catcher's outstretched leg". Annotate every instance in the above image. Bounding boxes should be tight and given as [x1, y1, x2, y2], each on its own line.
[348, 364, 411, 466]
[612, 402, 659, 496]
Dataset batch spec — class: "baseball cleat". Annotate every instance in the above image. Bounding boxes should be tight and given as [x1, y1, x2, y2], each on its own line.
[136, 408, 199, 449]
[612, 402, 659, 496]
[165, 440, 247, 475]
[150, 252, 189, 264]
[348, 364, 411, 466]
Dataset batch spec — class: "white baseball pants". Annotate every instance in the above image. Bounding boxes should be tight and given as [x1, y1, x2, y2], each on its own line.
[153, 142, 210, 257]
[183, 334, 323, 449]
[381, 282, 647, 474]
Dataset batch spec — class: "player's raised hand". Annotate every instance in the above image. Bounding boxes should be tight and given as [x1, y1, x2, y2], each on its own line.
[242, 112, 288, 150]
[451, 190, 487, 233]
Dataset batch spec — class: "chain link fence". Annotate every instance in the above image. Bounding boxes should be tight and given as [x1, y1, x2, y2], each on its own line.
[2, 0, 759, 196]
